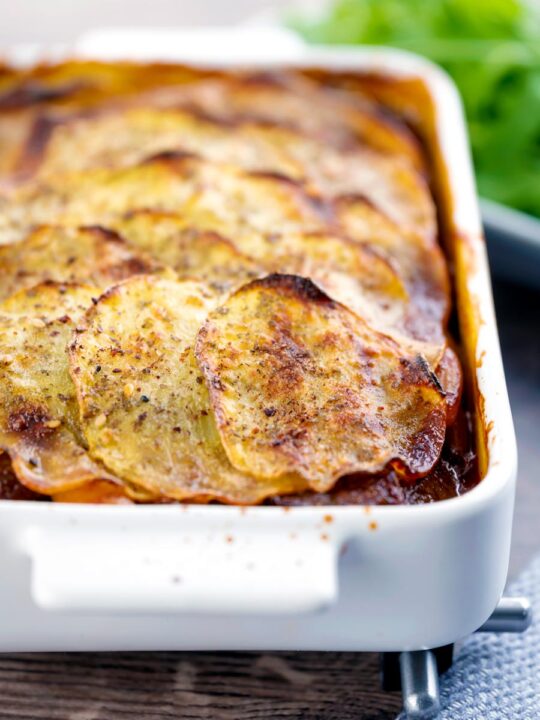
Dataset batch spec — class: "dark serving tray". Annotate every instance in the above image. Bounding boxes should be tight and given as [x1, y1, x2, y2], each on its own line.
[482, 199, 540, 290]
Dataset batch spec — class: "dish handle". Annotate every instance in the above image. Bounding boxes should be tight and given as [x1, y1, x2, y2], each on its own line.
[25, 523, 339, 614]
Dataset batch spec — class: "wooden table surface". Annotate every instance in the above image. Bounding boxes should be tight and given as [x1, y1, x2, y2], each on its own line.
[0, 270, 538, 720]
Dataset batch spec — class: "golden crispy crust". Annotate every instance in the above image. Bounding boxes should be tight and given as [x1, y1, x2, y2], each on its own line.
[70, 275, 306, 503]
[13, 104, 432, 240]
[0, 61, 466, 504]
[0, 224, 156, 302]
[0, 154, 445, 343]
[0, 64, 422, 165]
[196, 274, 447, 491]
[114, 210, 262, 296]
[0, 282, 123, 494]
[0, 155, 325, 246]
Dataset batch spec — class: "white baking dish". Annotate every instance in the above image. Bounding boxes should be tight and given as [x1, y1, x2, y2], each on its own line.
[0, 29, 516, 652]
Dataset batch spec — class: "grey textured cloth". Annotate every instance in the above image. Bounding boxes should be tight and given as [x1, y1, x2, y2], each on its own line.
[399, 554, 540, 719]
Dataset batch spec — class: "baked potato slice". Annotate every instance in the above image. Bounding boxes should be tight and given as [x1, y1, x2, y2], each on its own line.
[174, 71, 424, 168]
[336, 195, 450, 341]
[0, 148, 444, 336]
[0, 224, 156, 302]
[0, 282, 122, 494]
[25, 107, 299, 180]
[0, 60, 209, 113]
[196, 274, 448, 491]
[0, 65, 422, 164]
[70, 275, 306, 503]
[115, 209, 441, 361]
[0, 160, 189, 245]
[115, 210, 262, 295]
[0, 151, 444, 348]
[251, 231, 443, 366]
[279, 136, 435, 245]
[16, 102, 432, 241]
[0, 155, 325, 246]
[117, 212, 442, 364]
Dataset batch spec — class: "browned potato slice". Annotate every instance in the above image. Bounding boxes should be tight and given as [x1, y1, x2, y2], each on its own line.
[0, 282, 122, 494]
[70, 275, 306, 503]
[116, 210, 441, 363]
[181, 163, 327, 255]
[175, 72, 423, 168]
[0, 151, 444, 343]
[196, 274, 447, 491]
[0, 224, 156, 302]
[115, 210, 262, 295]
[0, 156, 325, 246]
[254, 231, 442, 366]
[267, 133, 435, 244]
[0, 61, 213, 112]
[0, 160, 189, 245]
[0, 65, 422, 164]
[19, 103, 432, 241]
[0, 150, 443, 347]
[336, 196, 450, 342]
[27, 108, 299, 180]
[172, 76, 433, 239]
[1, 153, 438, 308]
[116, 212, 442, 365]
[0, 151, 442, 339]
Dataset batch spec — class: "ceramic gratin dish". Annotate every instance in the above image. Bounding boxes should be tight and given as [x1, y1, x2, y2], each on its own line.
[0, 29, 516, 652]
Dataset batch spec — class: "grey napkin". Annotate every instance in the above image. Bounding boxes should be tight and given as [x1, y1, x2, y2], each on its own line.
[399, 554, 540, 719]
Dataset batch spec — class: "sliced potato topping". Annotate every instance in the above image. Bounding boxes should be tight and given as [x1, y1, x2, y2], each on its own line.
[0, 155, 325, 247]
[115, 210, 262, 296]
[0, 154, 442, 332]
[168, 72, 424, 168]
[294, 143, 435, 244]
[0, 153, 446, 353]
[0, 63, 464, 505]
[272, 233, 445, 367]
[336, 196, 450, 341]
[0, 161, 185, 245]
[238, 129, 435, 243]
[0, 67, 422, 171]
[30, 108, 299, 180]
[0, 224, 156, 302]
[0, 155, 444, 341]
[227, 229, 439, 358]
[196, 274, 447, 491]
[0, 282, 121, 494]
[20, 104, 432, 241]
[114, 212, 443, 363]
[70, 275, 306, 503]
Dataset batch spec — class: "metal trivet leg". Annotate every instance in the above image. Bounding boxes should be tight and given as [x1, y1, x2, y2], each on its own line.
[383, 596, 532, 719]
[476, 596, 532, 633]
[400, 649, 440, 719]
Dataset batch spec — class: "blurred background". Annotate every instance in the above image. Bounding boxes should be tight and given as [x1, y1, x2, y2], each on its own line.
[0, 0, 295, 45]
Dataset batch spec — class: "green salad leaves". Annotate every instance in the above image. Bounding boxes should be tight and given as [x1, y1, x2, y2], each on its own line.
[291, 0, 540, 217]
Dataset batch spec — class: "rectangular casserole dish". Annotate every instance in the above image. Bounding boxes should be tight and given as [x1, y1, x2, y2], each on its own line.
[0, 28, 516, 652]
